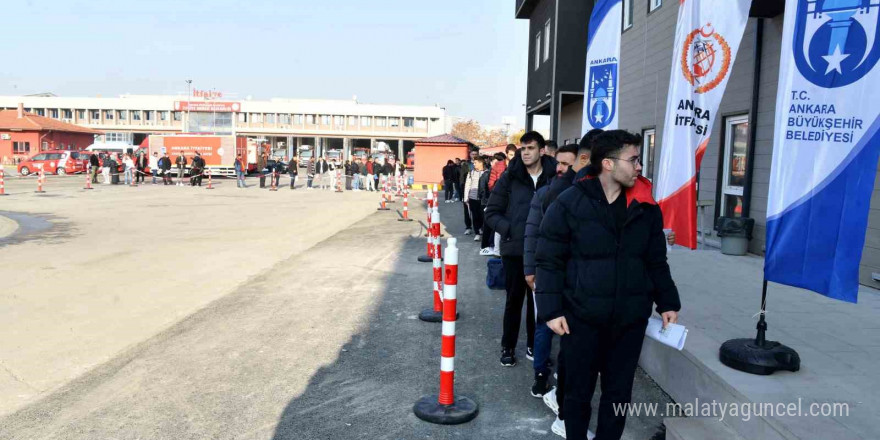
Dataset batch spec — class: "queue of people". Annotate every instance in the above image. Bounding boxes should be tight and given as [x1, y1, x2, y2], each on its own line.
[443, 130, 680, 440]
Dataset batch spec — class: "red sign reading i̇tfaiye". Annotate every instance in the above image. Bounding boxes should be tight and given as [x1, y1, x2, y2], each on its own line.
[174, 101, 241, 112]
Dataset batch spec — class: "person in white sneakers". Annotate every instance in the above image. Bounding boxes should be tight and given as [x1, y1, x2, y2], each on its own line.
[464, 156, 487, 243]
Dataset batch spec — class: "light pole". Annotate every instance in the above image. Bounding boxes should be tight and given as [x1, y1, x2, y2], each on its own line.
[185, 79, 192, 133]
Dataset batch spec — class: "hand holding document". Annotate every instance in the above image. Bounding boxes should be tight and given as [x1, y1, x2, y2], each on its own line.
[646, 316, 688, 351]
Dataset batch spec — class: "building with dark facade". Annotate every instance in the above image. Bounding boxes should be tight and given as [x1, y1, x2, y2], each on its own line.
[516, 0, 879, 288]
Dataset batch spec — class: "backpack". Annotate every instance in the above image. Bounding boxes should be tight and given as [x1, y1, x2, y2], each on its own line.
[486, 258, 505, 290]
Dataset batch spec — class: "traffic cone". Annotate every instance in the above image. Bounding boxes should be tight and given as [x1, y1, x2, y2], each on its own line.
[83, 168, 93, 190]
[35, 169, 45, 193]
[414, 237, 478, 425]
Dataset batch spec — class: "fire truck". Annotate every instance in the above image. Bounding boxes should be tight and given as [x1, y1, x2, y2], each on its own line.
[143, 135, 260, 176]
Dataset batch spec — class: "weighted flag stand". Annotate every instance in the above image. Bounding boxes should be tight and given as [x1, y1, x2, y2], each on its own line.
[718, 280, 800, 375]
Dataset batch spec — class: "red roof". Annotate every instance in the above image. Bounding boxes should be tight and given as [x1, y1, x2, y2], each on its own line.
[0, 110, 102, 134]
[415, 134, 471, 145]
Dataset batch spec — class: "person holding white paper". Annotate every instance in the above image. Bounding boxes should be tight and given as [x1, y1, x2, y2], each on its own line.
[535, 130, 681, 440]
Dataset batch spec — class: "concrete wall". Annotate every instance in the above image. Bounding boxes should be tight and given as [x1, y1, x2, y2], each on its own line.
[558, 98, 584, 144]
[617, 2, 879, 288]
[413, 144, 468, 187]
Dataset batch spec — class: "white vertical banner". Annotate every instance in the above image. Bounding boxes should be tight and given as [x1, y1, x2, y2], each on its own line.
[655, 0, 751, 249]
[764, 0, 880, 303]
[582, 0, 622, 134]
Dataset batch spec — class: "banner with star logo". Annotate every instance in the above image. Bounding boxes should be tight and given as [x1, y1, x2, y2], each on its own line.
[582, 0, 621, 133]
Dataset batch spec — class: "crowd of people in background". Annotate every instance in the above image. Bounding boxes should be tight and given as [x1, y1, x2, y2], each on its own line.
[446, 130, 680, 440]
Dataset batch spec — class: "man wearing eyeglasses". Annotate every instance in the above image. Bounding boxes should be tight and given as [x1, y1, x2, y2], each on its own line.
[535, 129, 680, 440]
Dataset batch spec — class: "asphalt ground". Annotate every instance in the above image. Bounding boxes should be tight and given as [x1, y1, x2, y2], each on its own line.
[0, 176, 672, 439]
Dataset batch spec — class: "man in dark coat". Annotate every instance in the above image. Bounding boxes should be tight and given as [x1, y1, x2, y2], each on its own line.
[257, 152, 268, 188]
[89, 153, 100, 183]
[189, 152, 204, 186]
[484, 131, 557, 367]
[160, 152, 173, 185]
[288, 156, 298, 189]
[175, 153, 187, 185]
[442, 160, 456, 202]
[535, 130, 680, 440]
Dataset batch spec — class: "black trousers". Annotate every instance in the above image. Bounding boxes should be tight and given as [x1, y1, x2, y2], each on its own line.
[562, 316, 648, 440]
[273, 173, 280, 187]
[480, 206, 494, 248]
[445, 180, 455, 200]
[462, 198, 472, 229]
[290, 174, 297, 189]
[501, 256, 535, 350]
[467, 199, 483, 234]
[557, 347, 566, 420]
[260, 175, 266, 188]
[136, 168, 145, 182]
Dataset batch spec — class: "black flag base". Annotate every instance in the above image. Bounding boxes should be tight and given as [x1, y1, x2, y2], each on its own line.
[719, 337, 800, 375]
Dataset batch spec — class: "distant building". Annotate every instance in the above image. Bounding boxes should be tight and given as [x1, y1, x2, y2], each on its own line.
[0, 104, 102, 164]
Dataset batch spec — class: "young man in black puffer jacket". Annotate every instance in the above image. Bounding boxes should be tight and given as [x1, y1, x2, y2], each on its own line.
[535, 129, 680, 440]
[485, 131, 557, 367]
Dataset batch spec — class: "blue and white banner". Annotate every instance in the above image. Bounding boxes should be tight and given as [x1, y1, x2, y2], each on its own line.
[765, 0, 880, 303]
[582, 0, 621, 133]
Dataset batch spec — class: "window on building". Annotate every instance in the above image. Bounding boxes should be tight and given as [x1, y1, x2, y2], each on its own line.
[145, 111, 153, 121]
[252, 113, 263, 123]
[721, 115, 750, 218]
[403, 117, 414, 128]
[375, 117, 386, 127]
[105, 132, 131, 143]
[321, 115, 330, 125]
[543, 20, 551, 62]
[42, 141, 49, 150]
[389, 117, 400, 128]
[348, 116, 357, 126]
[294, 114, 303, 124]
[306, 114, 315, 124]
[132, 110, 141, 121]
[76, 110, 85, 119]
[535, 32, 542, 70]
[280, 114, 290, 124]
[13, 141, 30, 153]
[334, 115, 344, 127]
[641, 129, 656, 182]
[361, 116, 371, 127]
[238, 113, 247, 123]
[34, 109, 45, 116]
[415, 118, 427, 129]
[62, 109, 72, 119]
[117, 110, 127, 120]
[173, 111, 182, 121]
[624, 0, 633, 29]
[266, 113, 276, 124]
[649, 0, 662, 12]
[48, 109, 58, 118]
[90, 110, 100, 120]
[105, 110, 114, 120]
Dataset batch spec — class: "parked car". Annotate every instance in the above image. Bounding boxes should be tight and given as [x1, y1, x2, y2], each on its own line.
[17, 150, 87, 176]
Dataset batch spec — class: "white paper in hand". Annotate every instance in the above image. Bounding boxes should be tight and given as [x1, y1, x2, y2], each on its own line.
[646, 316, 688, 351]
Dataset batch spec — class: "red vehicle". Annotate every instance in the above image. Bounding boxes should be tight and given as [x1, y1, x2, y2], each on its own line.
[406, 151, 414, 169]
[17, 150, 87, 176]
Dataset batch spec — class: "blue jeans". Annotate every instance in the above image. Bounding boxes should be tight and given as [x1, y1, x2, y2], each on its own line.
[124, 169, 133, 185]
[533, 290, 554, 375]
[236, 171, 246, 187]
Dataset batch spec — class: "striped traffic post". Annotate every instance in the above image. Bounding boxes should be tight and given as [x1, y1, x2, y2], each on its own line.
[398, 188, 413, 222]
[0, 168, 7, 196]
[35, 169, 45, 193]
[417, 190, 434, 261]
[419, 204, 443, 322]
[83, 167, 93, 190]
[413, 237, 478, 425]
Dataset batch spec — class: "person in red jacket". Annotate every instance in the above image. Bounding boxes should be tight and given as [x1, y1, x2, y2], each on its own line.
[489, 149, 511, 191]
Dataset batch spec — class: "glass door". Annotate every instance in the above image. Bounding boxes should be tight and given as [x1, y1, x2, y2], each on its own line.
[721, 115, 749, 217]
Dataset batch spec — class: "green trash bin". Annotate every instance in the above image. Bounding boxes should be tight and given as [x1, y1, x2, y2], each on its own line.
[715, 217, 755, 256]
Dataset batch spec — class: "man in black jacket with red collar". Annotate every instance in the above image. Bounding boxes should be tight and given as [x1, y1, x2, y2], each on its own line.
[535, 130, 680, 440]
[485, 131, 557, 368]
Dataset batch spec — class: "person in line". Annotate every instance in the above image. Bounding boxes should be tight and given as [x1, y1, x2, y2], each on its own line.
[544, 140, 559, 157]
[478, 155, 497, 255]
[506, 143, 518, 162]
[89, 152, 101, 184]
[159, 152, 172, 185]
[307, 156, 316, 190]
[350, 159, 360, 191]
[135, 151, 148, 184]
[382, 157, 394, 193]
[328, 157, 338, 190]
[364, 157, 374, 191]
[257, 152, 268, 188]
[317, 155, 329, 190]
[485, 131, 556, 367]
[464, 156, 488, 243]
[123, 153, 135, 185]
[175, 152, 187, 186]
[289, 155, 298, 190]
[458, 152, 473, 202]
[452, 158, 462, 201]
[149, 152, 160, 185]
[536, 130, 680, 440]
[234, 154, 246, 188]
[490, 148, 512, 191]
[273, 156, 283, 188]
[442, 160, 456, 202]
[189, 152, 204, 186]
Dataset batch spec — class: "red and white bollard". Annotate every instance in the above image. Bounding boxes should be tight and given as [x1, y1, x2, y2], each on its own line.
[413, 237, 477, 425]
[206, 171, 214, 190]
[0, 168, 8, 196]
[335, 168, 343, 193]
[433, 183, 439, 206]
[417, 190, 434, 262]
[420, 204, 443, 322]
[35, 169, 45, 193]
[398, 189, 413, 222]
[378, 181, 390, 210]
[269, 171, 278, 191]
[83, 167, 93, 190]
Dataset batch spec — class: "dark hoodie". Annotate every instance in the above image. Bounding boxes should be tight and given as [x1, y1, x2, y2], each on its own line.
[484, 154, 557, 257]
[534, 175, 680, 326]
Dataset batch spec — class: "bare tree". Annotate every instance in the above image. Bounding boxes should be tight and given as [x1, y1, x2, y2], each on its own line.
[451, 120, 483, 145]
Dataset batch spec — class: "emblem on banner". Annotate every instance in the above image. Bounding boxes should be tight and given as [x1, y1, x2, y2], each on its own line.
[587, 61, 618, 128]
[681, 23, 732, 94]
[793, 0, 880, 88]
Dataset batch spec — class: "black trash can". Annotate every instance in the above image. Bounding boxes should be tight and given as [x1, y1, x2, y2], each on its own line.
[715, 217, 755, 255]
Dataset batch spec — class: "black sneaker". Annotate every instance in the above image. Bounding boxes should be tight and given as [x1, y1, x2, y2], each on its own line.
[526, 347, 534, 361]
[500, 348, 516, 367]
[531, 372, 551, 397]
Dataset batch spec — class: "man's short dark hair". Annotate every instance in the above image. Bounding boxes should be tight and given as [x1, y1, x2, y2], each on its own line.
[519, 131, 546, 148]
[505, 144, 517, 153]
[579, 129, 604, 156]
[546, 140, 558, 151]
[556, 144, 579, 157]
[493, 152, 506, 161]
[587, 130, 643, 176]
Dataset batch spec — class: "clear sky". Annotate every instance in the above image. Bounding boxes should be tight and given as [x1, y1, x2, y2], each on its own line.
[1, 0, 529, 128]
